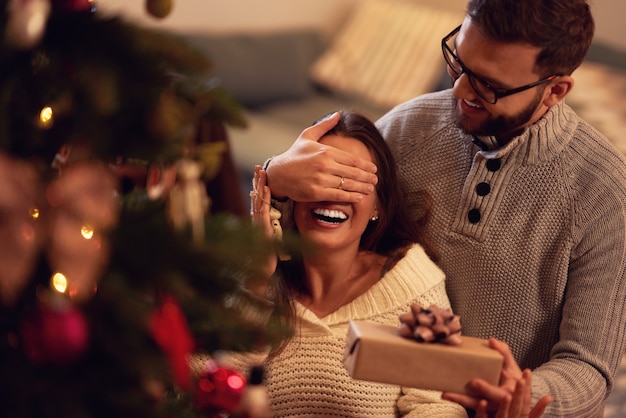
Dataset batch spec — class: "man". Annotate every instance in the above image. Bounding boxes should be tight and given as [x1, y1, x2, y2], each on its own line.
[262, 0, 626, 416]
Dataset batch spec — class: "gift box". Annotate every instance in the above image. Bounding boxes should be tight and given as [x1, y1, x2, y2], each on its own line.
[343, 320, 503, 395]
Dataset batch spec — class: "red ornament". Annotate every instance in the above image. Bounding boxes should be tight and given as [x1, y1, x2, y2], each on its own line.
[51, 0, 96, 13]
[194, 360, 247, 415]
[149, 295, 195, 391]
[20, 303, 89, 366]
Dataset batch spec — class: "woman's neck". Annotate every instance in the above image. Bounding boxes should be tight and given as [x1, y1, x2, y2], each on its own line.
[298, 248, 387, 318]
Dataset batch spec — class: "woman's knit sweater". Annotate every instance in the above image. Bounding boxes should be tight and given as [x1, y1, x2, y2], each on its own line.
[226, 244, 467, 418]
[377, 89, 626, 417]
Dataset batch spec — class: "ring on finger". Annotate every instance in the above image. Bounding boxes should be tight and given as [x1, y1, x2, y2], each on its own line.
[337, 176, 345, 190]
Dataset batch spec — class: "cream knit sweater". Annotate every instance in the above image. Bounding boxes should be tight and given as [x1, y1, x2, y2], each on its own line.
[377, 89, 626, 417]
[225, 244, 467, 417]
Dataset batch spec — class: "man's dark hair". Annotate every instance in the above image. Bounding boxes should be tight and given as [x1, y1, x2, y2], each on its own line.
[466, 0, 595, 75]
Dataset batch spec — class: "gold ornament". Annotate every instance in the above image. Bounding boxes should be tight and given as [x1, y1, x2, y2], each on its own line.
[146, 0, 173, 19]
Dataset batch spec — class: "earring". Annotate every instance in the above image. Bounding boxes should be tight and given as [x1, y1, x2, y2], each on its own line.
[370, 215, 379, 221]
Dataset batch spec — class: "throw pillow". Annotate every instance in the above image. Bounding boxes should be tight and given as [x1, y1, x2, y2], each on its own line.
[311, 0, 462, 108]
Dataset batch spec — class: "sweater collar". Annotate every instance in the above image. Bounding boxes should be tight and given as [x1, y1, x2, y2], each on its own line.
[471, 101, 576, 165]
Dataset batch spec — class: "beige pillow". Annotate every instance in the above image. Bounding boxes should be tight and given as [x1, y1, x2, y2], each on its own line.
[311, 0, 462, 108]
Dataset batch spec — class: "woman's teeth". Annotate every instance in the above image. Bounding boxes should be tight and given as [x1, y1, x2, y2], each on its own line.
[312, 208, 348, 223]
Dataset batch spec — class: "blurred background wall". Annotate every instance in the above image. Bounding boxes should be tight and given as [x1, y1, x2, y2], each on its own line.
[99, 0, 625, 53]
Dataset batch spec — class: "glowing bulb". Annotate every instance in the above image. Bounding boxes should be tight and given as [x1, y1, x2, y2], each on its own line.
[39, 106, 54, 128]
[81, 225, 94, 240]
[51, 272, 68, 294]
[29, 207, 40, 219]
[227, 374, 245, 390]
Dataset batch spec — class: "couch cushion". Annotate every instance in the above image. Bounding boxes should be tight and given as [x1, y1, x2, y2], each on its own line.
[185, 30, 326, 108]
[310, 0, 462, 108]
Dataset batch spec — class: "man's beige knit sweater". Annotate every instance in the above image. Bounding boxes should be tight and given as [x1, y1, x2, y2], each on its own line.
[377, 89, 626, 417]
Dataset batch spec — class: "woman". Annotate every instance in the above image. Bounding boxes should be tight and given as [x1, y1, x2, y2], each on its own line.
[247, 110, 462, 417]
[247, 110, 550, 417]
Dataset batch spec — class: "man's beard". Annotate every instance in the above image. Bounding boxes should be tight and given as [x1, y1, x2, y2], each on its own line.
[456, 91, 543, 140]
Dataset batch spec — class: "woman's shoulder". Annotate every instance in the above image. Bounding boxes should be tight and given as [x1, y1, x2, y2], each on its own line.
[397, 242, 441, 267]
[383, 244, 445, 289]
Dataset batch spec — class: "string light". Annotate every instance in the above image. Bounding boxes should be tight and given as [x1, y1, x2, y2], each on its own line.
[38, 106, 54, 129]
[81, 225, 94, 240]
[51, 272, 68, 294]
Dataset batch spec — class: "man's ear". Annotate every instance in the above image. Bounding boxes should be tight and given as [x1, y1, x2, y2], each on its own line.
[543, 75, 574, 106]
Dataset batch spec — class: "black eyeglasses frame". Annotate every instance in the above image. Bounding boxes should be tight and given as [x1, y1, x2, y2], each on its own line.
[441, 25, 561, 104]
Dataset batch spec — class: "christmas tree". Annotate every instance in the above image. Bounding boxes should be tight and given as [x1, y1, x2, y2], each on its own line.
[0, 1, 290, 417]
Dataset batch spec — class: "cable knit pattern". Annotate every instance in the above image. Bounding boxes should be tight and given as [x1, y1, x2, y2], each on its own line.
[226, 244, 467, 417]
[376, 89, 626, 417]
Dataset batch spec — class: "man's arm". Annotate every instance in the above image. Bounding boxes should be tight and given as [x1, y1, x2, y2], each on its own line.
[264, 112, 378, 202]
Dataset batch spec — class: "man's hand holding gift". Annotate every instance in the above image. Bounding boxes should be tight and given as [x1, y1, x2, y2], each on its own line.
[398, 304, 553, 418]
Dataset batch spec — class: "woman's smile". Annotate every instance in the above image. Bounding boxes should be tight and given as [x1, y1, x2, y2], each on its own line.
[311, 207, 348, 225]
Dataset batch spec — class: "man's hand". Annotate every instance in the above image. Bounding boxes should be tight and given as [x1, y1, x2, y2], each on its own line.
[472, 369, 552, 418]
[265, 112, 378, 202]
[442, 338, 552, 417]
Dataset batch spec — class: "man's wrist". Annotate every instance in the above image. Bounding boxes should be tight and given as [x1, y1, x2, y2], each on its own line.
[262, 156, 289, 202]
[261, 156, 273, 171]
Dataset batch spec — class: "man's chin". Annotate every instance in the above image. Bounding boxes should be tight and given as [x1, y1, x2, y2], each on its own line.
[456, 118, 486, 137]
[456, 114, 505, 138]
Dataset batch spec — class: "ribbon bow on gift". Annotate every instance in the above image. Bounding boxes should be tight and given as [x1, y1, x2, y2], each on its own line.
[398, 303, 462, 345]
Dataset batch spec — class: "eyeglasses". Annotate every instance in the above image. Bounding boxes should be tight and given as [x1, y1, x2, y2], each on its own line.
[441, 25, 561, 104]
